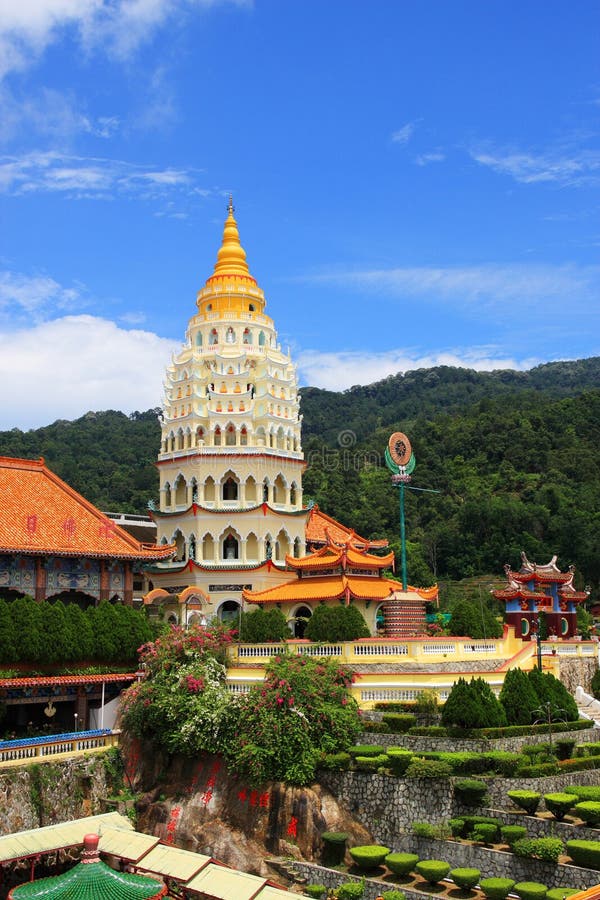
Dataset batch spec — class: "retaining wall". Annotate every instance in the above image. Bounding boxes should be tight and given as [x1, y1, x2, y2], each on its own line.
[360, 725, 600, 753]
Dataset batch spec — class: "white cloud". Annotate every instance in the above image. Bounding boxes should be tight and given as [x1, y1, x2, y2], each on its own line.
[0, 84, 121, 143]
[415, 151, 445, 166]
[470, 145, 600, 187]
[300, 262, 600, 320]
[0, 315, 179, 429]
[391, 120, 419, 145]
[0, 0, 250, 79]
[296, 348, 543, 392]
[0, 270, 84, 320]
[0, 150, 206, 199]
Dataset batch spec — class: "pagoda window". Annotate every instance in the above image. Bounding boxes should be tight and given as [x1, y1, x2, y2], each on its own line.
[293, 606, 312, 638]
[246, 532, 258, 560]
[245, 475, 257, 502]
[195, 332, 202, 346]
[249, 304, 255, 311]
[240, 425, 248, 445]
[293, 537, 302, 558]
[219, 599, 240, 624]
[263, 479, 269, 503]
[220, 382, 227, 393]
[273, 474, 286, 504]
[255, 426, 266, 446]
[258, 331, 266, 347]
[280, 389, 285, 399]
[176, 429, 184, 450]
[189, 535, 197, 561]
[207, 304, 212, 311]
[276, 427, 285, 450]
[196, 427, 205, 445]
[174, 475, 187, 506]
[276, 529, 290, 559]
[293, 436, 299, 451]
[234, 382, 241, 393]
[177, 387, 182, 399]
[164, 482, 172, 507]
[243, 328, 252, 344]
[202, 533, 215, 561]
[214, 427, 222, 446]
[222, 475, 239, 501]
[209, 329, 218, 345]
[226, 327, 235, 344]
[223, 534, 239, 560]
[174, 529, 186, 561]
[227, 366, 234, 375]
[227, 401, 233, 412]
[191, 478, 198, 502]
[204, 476, 215, 502]
[216, 401, 222, 412]
[239, 401, 246, 412]
[290, 482, 297, 506]
[225, 425, 236, 446]
[265, 537, 273, 559]
[186, 385, 191, 396]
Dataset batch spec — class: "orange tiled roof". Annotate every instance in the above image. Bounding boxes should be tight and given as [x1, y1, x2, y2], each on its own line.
[286, 542, 395, 571]
[0, 457, 175, 561]
[305, 504, 388, 549]
[0, 673, 136, 689]
[243, 574, 403, 605]
[510, 570, 573, 585]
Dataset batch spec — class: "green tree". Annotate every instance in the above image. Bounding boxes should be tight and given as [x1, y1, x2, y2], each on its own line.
[305, 604, 370, 642]
[39, 601, 74, 664]
[499, 667, 540, 726]
[442, 677, 506, 729]
[0, 599, 17, 664]
[449, 599, 503, 639]
[12, 597, 43, 663]
[239, 607, 289, 643]
[528, 670, 579, 722]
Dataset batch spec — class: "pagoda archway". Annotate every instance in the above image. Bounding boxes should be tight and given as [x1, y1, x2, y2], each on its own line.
[217, 599, 241, 626]
[291, 605, 312, 638]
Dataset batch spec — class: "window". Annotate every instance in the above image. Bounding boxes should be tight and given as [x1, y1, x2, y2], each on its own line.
[223, 535, 239, 560]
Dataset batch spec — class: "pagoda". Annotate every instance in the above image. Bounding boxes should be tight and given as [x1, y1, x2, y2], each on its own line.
[243, 538, 436, 637]
[8, 833, 166, 900]
[146, 199, 308, 624]
[492, 551, 589, 640]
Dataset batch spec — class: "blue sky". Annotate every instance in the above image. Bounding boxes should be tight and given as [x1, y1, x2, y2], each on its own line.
[1, 0, 599, 429]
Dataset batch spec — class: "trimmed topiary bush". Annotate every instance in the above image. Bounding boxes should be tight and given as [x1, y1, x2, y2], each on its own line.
[479, 878, 515, 900]
[507, 790, 541, 814]
[455, 779, 488, 807]
[500, 825, 527, 846]
[386, 748, 413, 775]
[384, 853, 419, 876]
[305, 886, 327, 899]
[348, 745, 383, 758]
[381, 892, 406, 900]
[575, 801, 600, 827]
[415, 860, 451, 885]
[472, 823, 499, 844]
[353, 753, 389, 772]
[565, 785, 600, 802]
[566, 839, 600, 869]
[545, 890, 579, 900]
[321, 832, 348, 866]
[382, 712, 416, 733]
[544, 793, 576, 821]
[348, 845, 391, 870]
[320, 752, 351, 772]
[406, 757, 452, 778]
[450, 868, 480, 891]
[513, 883, 547, 900]
[512, 837, 564, 863]
[449, 818, 466, 837]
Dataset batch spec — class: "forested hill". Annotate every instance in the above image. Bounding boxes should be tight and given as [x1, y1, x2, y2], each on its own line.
[1, 357, 598, 590]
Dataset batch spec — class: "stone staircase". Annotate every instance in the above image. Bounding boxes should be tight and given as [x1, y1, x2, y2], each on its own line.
[575, 685, 600, 725]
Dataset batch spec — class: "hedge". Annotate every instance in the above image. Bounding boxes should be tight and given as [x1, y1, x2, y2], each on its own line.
[559, 754, 600, 774]
[384, 852, 419, 875]
[544, 793, 577, 821]
[319, 752, 351, 772]
[515, 761, 560, 777]
[348, 845, 390, 869]
[565, 785, 600, 802]
[500, 825, 527, 846]
[305, 886, 327, 899]
[513, 882, 547, 900]
[575, 801, 600, 827]
[381, 891, 407, 900]
[512, 837, 564, 864]
[472, 823, 498, 844]
[335, 884, 365, 900]
[415, 750, 521, 776]
[450, 816, 500, 838]
[566, 839, 600, 869]
[575, 741, 600, 757]
[353, 754, 389, 772]
[348, 745, 383, 758]
[479, 878, 515, 900]
[386, 748, 413, 776]
[407, 720, 592, 739]
[450, 868, 480, 891]
[382, 712, 416, 733]
[507, 790, 541, 814]
[415, 860, 451, 885]
[406, 757, 453, 778]
[454, 779, 488, 807]
[545, 891, 579, 900]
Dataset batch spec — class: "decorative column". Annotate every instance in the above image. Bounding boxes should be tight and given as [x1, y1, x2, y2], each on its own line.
[99, 560, 110, 603]
[124, 562, 133, 606]
[35, 557, 47, 602]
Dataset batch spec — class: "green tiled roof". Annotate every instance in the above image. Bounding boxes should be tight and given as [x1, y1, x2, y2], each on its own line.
[11, 859, 165, 900]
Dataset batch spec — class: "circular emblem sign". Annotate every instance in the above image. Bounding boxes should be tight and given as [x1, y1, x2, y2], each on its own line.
[388, 432, 412, 467]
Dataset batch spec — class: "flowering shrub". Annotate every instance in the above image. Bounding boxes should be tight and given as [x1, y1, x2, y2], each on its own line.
[120, 624, 235, 755]
[222, 653, 361, 786]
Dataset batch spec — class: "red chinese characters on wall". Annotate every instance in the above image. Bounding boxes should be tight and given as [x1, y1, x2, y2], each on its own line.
[287, 816, 298, 838]
[62, 517, 76, 540]
[25, 514, 38, 536]
[199, 759, 221, 805]
[165, 805, 182, 844]
[237, 787, 270, 809]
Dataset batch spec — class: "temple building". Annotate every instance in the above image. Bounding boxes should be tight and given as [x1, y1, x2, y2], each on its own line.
[145, 200, 434, 633]
[243, 538, 436, 637]
[492, 551, 589, 640]
[0, 456, 174, 606]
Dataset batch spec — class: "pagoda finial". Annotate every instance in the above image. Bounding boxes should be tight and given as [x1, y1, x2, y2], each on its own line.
[212, 195, 251, 278]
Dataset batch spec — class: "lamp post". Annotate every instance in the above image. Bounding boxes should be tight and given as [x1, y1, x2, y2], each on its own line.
[74, 712, 79, 733]
[531, 616, 543, 670]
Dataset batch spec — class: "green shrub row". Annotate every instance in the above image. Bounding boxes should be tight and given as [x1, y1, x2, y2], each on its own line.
[417, 749, 522, 776]
[566, 839, 600, 869]
[407, 719, 593, 738]
[559, 754, 600, 774]
[566, 785, 600, 802]
[513, 837, 564, 864]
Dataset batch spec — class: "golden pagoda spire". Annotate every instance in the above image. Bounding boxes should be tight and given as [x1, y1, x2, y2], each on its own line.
[212, 195, 252, 278]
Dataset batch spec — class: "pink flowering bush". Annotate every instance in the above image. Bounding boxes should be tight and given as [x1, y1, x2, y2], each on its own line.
[120, 624, 235, 755]
[222, 653, 361, 786]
